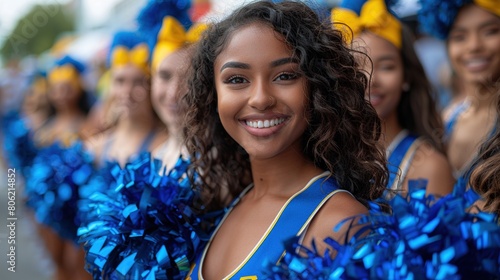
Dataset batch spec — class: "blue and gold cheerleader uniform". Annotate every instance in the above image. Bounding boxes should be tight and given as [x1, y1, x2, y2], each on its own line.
[385, 129, 423, 193]
[187, 171, 352, 280]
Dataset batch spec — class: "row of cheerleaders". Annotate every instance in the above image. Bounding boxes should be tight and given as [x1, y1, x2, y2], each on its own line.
[2, 0, 500, 279]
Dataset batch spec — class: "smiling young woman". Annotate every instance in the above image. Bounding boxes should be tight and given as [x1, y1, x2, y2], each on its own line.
[420, 0, 500, 194]
[333, 0, 454, 197]
[182, 1, 388, 279]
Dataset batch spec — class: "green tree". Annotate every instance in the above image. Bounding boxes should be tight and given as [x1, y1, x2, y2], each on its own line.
[1, 4, 75, 61]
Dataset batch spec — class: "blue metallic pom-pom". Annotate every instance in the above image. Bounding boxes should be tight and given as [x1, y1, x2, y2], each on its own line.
[78, 152, 221, 280]
[1, 111, 38, 177]
[267, 179, 500, 279]
[25, 141, 95, 243]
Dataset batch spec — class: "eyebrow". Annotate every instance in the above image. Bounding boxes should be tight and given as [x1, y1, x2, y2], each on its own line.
[219, 57, 298, 73]
[270, 57, 298, 67]
[376, 55, 398, 62]
[220, 62, 250, 72]
[452, 20, 500, 32]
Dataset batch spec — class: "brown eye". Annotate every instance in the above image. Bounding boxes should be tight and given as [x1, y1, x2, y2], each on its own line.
[224, 75, 247, 84]
[274, 72, 299, 81]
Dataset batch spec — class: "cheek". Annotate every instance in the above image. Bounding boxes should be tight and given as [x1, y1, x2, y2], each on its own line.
[381, 71, 404, 92]
[151, 84, 162, 104]
[447, 44, 461, 68]
[216, 91, 239, 130]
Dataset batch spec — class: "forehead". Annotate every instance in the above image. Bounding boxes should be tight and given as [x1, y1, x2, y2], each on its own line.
[158, 49, 191, 71]
[215, 22, 291, 64]
[353, 32, 399, 59]
[112, 64, 146, 78]
[452, 4, 500, 30]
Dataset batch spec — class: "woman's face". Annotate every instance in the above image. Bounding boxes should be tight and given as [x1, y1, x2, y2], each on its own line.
[151, 48, 190, 129]
[214, 22, 309, 160]
[110, 64, 151, 118]
[448, 4, 500, 86]
[48, 80, 82, 111]
[355, 32, 405, 121]
[23, 81, 49, 114]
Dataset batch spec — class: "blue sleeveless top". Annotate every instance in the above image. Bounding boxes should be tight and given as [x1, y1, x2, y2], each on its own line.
[99, 130, 157, 165]
[386, 131, 421, 191]
[445, 102, 497, 193]
[187, 172, 350, 280]
[444, 102, 470, 142]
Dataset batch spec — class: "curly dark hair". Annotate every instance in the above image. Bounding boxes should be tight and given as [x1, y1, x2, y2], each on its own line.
[470, 94, 500, 218]
[398, 24, 445, 152]
[183, 0, 388, 211]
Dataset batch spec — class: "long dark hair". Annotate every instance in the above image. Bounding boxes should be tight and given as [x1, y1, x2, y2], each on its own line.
[398, 24, 445, 152]
[183, 0, 388, 211]
[470, 94, 500, 217]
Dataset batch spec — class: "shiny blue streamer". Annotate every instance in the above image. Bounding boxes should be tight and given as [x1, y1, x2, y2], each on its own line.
[25, 140, 95, 242]
[265, 179, 500, 279]
[1, 111, 39, 177]
[78, 153, 223, 280]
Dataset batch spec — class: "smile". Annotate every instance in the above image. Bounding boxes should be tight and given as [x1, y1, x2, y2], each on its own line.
[245, 118, 286, 128]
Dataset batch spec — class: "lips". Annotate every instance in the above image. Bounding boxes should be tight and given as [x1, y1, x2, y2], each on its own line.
[245, 117, 286, 128]
[463, 58, 490, 72]
[368, 93, 384, 107]
[240, 115, 289, 137]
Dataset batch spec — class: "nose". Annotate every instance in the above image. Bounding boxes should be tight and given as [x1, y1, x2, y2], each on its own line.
[248, 80, 275, 111]
[165, 78, 181, 103]
[466, 33, 482, 53]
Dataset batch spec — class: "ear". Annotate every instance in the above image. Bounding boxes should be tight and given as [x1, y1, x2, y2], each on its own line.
[402, 82, 410, 92]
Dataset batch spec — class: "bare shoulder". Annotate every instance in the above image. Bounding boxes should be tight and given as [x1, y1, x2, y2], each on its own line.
[408, 143, 455, 196]
[302, 191, 368, 255]
[84, 130, 110, 157]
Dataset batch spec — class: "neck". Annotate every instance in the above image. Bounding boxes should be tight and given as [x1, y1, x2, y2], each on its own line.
[117, 115, 156, 133]
[248, 147, 323, 199]
[380, 113, 404, 149]
[55, 107, 83, 119]
[167, 124, 183, 145]
[465, 83, 497, 111]
[119, 111, 157, 130]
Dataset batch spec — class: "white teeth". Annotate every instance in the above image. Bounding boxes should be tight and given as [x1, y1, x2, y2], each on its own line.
[465, 59, 488, 67]
[246, 118, 285, 128]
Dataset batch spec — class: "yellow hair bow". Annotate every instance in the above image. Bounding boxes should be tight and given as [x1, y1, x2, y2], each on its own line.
[48, 64, 81, 89]
[110, 43, 150, 74]
[152, 16, 208, 72]
[332, 0, 401, 49]
[475, 0, 500, 17]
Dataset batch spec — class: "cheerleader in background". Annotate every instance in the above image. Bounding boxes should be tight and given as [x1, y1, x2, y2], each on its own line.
[419, 0, 500, 191]
[85, 30, 167, 167]
[29, 55, 92, 280]
[135, 0, 207, 171]
[332, 0, 454, 197]
[34, 56, 92, 147]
